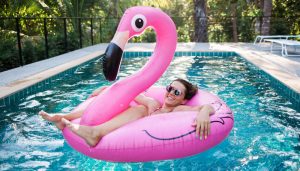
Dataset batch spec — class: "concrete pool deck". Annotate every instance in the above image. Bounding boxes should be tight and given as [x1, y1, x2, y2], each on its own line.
[0, 42, 300, 99]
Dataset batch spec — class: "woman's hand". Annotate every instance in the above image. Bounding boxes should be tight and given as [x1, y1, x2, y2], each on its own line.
[191, 105, 214, 140]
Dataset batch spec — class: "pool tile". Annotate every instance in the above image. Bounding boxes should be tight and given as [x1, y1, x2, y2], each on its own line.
[29, 86, 33, 95]
[4, 97, 10, 106]
[22, 88, 26, 97]
[173, 52, 177, 57]
[9, 94, 15, 105]
[0, 98, 4, 107]
[1, 51, 299, 110]
[179, 51, 183, 57]
[15, 92, 19, 102]
[18, 90, 23, 100]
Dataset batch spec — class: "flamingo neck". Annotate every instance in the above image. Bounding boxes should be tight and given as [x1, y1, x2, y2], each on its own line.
[112, 15, 177, 101]
[142, 23, 177, 79]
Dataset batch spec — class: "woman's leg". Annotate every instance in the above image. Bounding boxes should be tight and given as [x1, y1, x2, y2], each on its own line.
[39, 86, 108, 129]
[39, 109, 84, 122]
[39, 109, 84, 130]
[62, 105, 148, 147]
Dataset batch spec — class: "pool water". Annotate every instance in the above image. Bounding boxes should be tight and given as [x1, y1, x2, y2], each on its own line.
[0, 55, 299, 170]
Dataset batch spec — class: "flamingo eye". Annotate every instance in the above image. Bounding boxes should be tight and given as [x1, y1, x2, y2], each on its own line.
[135, 18, 143, 29]
[131, 14, 147, 32]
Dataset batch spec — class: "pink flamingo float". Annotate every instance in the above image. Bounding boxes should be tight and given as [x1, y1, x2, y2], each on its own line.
[62, 6, 234, 162]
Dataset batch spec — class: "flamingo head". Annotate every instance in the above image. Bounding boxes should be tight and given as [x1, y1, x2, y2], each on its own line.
[103, 6, 167, 81]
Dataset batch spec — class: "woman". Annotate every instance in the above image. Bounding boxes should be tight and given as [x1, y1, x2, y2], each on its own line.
[40, 78, 214, 147]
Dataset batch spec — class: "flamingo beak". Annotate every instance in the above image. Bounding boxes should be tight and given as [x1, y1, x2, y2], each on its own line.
[103, 31, 129, 81]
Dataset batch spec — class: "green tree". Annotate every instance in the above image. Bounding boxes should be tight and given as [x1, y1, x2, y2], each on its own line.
[272, 0, 300, 35]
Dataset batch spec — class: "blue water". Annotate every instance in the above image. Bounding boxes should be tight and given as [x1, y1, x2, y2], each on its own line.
[0, 55, 299, 170]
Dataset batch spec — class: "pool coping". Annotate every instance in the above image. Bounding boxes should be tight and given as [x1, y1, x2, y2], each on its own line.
[0, 43, 299, 109]
[209, 43, 300, 94]
[0, 44, 108, 99]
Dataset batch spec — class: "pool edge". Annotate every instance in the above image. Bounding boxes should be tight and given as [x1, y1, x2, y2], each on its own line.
[0, 46, 299, 111]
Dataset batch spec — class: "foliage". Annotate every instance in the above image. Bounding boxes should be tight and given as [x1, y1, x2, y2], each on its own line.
[0, 0, 299, 71]
[140, 0, 194, 42]
[272, 0, 300, 35]
[207, 0, 258, 42]
[0, 31, 19, 71]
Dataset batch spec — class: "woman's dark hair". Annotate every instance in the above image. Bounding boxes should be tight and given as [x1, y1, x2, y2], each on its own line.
[172, 78, 198, 100]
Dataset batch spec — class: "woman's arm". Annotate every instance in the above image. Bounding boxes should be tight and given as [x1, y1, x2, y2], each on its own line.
[174, 104, 215, 140]
[194, 105, 214, 140]
[134, 94, 161, 115]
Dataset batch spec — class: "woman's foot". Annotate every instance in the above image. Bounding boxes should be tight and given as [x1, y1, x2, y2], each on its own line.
[61, 118, 103, 147]
[39, 110, 65, 130]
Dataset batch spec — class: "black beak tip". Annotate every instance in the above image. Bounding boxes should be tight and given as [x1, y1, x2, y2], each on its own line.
[102, 43, 123, 81]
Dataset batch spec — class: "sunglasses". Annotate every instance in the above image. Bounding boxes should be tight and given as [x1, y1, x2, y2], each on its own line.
[166, 85, 183, 96]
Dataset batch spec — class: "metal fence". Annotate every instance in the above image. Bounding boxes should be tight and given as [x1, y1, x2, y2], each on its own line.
[0, 17, 121, 71]
[0, 16, 298, 72]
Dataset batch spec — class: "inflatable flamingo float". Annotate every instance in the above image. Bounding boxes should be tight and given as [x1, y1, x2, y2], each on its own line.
[62, 6, 234, 162]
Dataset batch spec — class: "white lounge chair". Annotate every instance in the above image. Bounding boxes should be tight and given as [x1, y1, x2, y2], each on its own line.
[264, 39, 300, 57]
[253, 35, 300, 45]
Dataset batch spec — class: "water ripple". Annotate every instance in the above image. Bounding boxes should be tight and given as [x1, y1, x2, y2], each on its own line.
[0, 55, 299, 170]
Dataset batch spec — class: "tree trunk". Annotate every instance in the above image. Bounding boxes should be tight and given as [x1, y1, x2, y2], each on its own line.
[113, 0, 119, 17]
[231, 2, 238, 42]
[254, 0, 264, 34]
[261, 0, 272, 35]
[193, 0, 208, 42]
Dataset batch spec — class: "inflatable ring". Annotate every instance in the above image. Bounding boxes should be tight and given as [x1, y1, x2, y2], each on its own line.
[62, 6, 234, 162]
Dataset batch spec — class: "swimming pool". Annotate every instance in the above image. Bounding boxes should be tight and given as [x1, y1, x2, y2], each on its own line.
[0, 52, 299, 170]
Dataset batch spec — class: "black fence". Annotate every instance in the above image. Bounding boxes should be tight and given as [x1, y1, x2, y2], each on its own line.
[0, 16, 298, 72]
[0, 17, 120, 71]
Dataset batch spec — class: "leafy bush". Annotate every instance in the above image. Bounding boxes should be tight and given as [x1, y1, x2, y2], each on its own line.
[0, 32, 19, 71]
[22, 36, 45, 64]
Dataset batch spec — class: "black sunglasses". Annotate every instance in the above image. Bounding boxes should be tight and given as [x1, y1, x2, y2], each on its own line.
[166, 85, 183, 96]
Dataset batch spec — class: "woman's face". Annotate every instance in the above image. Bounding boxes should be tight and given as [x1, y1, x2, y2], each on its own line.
[164, 81, 187, 107]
